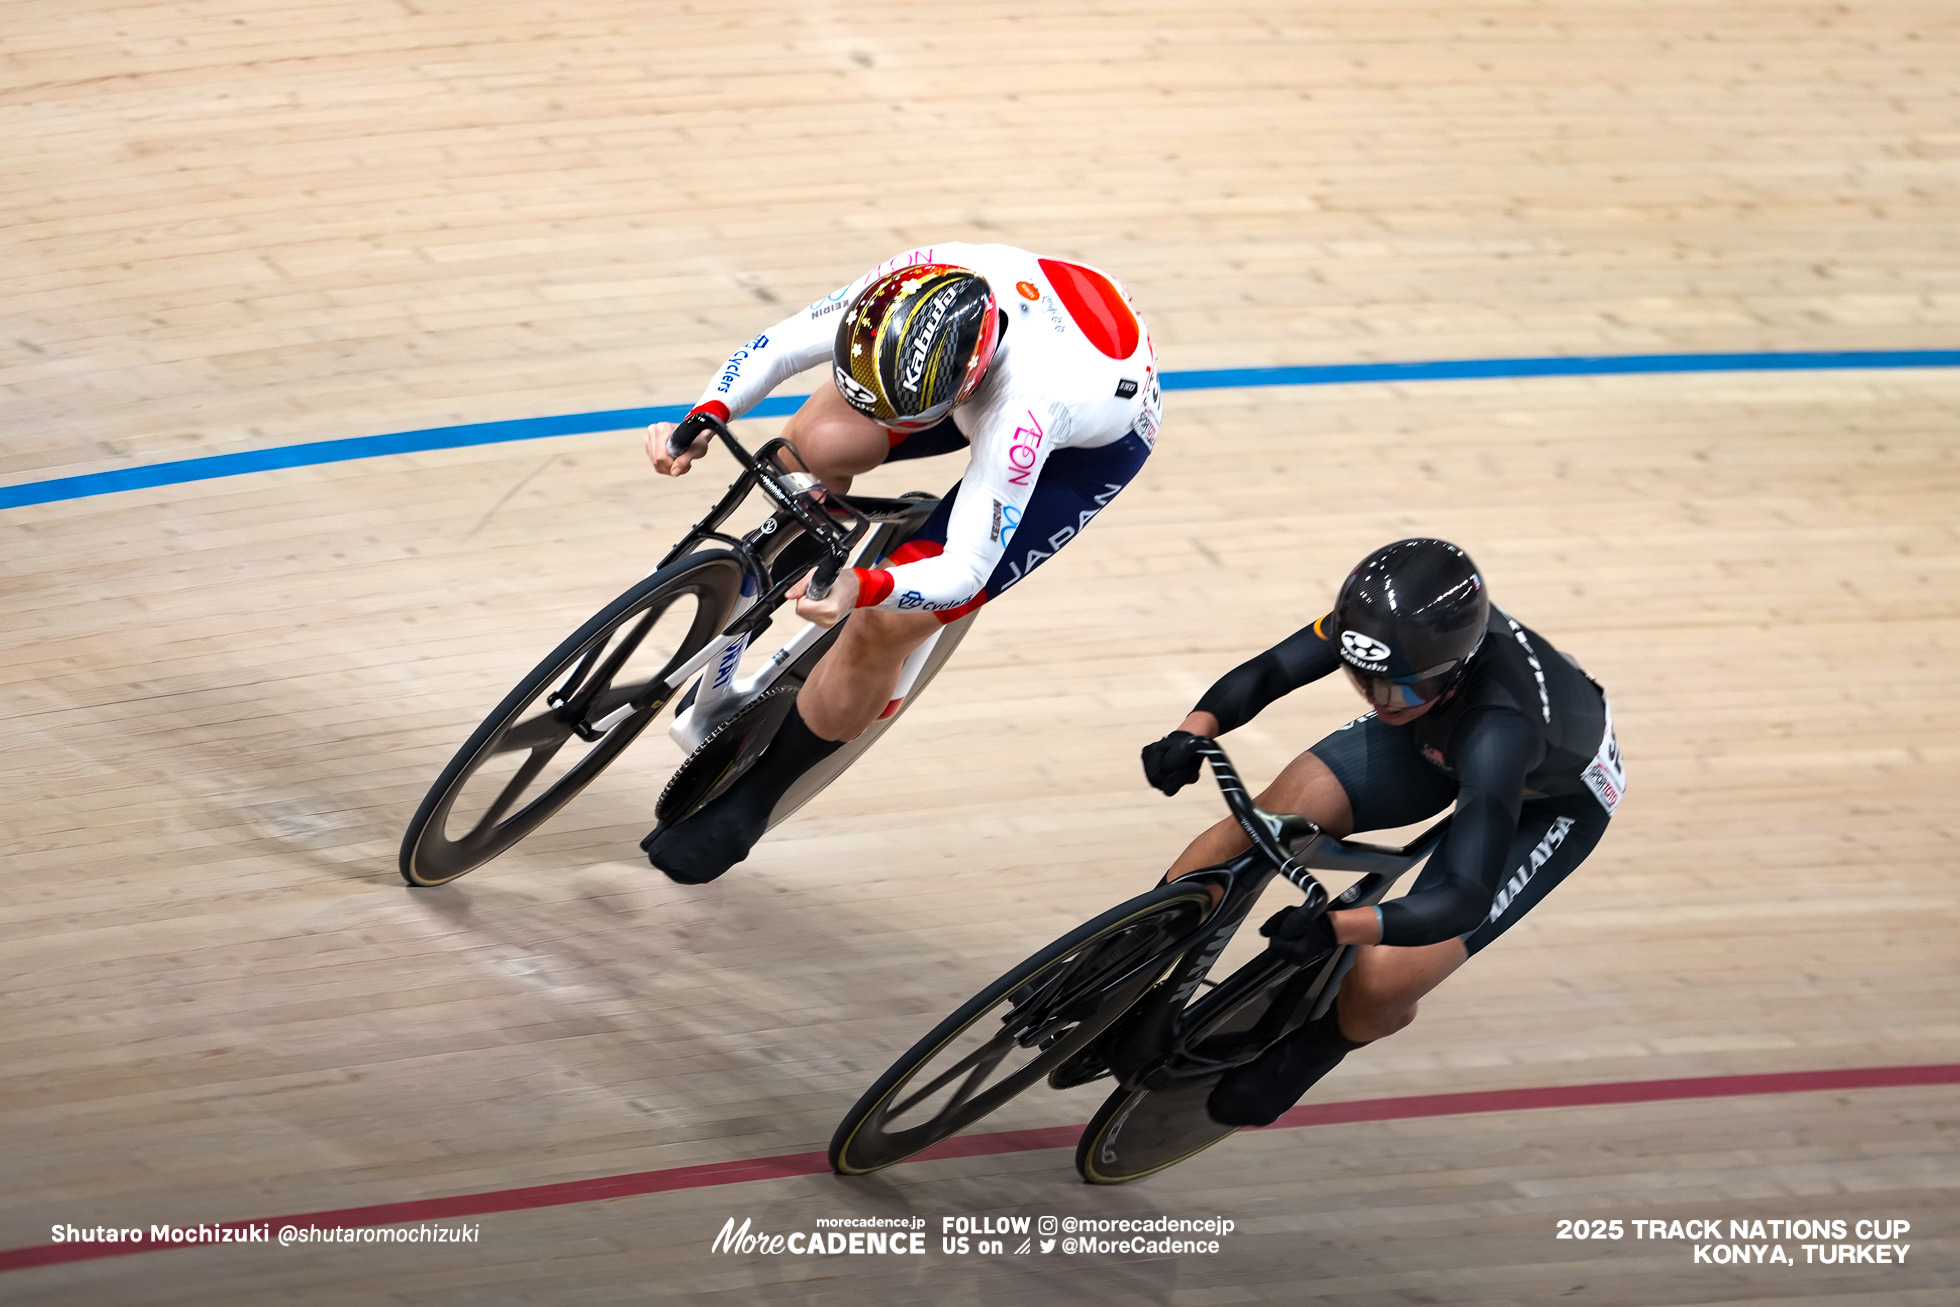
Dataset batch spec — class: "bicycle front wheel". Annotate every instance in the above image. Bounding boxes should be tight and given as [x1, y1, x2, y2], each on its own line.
[399, 550, 745, 886]
[829, 882, 1216, 1176]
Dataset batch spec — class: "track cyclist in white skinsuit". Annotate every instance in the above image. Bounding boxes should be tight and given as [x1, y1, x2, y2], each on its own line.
[642, 243, 1164, 883]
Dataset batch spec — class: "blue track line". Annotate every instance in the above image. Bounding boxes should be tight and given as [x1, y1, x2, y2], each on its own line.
[6, 349, 1958, 511]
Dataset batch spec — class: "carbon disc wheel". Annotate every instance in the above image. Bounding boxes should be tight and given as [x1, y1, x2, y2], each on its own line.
[654, 683, 799, 823]
[1075, 951, 1335, 1183]
[1075, 1079, 1237, 1185]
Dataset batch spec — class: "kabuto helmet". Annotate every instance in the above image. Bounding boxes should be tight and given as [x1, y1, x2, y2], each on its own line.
[832, 264, 1000, 433]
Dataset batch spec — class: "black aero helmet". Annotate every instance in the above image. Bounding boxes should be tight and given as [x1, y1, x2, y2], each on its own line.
[1332, 538, 1489, 710]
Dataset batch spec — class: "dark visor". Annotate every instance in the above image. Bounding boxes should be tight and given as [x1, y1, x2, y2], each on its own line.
[1343, 664, 1454, 710]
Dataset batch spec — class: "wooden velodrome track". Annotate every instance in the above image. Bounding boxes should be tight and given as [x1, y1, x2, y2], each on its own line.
[4, 1, 1957, 1302]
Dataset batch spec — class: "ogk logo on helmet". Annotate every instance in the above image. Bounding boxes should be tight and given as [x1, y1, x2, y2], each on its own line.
[1341, 630, 1392, 668]
[833, 366, 879, 410]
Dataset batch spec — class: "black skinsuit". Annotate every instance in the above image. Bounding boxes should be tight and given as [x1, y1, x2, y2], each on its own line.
[1194, 606, 1623, 952]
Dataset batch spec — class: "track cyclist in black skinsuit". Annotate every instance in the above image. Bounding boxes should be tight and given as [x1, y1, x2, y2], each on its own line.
[1138, 538, 1628, 1128]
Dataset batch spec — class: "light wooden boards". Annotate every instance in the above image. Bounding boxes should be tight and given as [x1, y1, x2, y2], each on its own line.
[3, 0, 1958, 1302]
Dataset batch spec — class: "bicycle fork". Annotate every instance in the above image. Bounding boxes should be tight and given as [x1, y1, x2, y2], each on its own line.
[1100, 893, 1257, 1089]
[1100, 871, 1364, 1092]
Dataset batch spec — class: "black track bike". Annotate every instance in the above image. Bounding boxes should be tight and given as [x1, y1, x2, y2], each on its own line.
[399, 415, 979, 886]
[828, 740, 1448, 1184]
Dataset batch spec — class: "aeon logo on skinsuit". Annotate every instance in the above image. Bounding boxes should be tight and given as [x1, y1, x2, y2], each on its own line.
[1340, 631, 1392, 671]
[1005, 410, 1046, 487]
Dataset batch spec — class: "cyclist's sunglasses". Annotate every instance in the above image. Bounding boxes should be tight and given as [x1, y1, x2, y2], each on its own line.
[1343, 663, 1455, 710]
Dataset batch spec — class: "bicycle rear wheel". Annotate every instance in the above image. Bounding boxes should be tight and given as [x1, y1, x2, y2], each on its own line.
[829, 882, 1216, 1176]
[1076, 1079, 1229, 1185]
[1075, 953, 1332, 1184]
[767, 607, 979, 827]
[399, 550, 745, 886]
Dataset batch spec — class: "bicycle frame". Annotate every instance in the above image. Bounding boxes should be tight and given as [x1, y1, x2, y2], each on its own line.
[637, 414, 949, 752]
[1101, 741, 1452, 1092]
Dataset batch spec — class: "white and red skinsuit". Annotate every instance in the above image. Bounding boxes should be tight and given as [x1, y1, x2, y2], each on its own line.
[686, 243, 1162, 614]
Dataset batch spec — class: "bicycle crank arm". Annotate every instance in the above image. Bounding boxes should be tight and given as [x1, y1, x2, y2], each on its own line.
[1133, 1051, 1255, 1092]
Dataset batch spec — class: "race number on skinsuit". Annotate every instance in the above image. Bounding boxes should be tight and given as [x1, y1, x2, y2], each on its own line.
[1582, 703, 1627, 814]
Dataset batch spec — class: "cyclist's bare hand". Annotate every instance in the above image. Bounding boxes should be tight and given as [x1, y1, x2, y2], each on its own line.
[647, 421, 711, 477]
[788, 567, 859, 628]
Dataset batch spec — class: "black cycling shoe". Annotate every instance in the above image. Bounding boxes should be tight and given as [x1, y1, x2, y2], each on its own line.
[642, 701, 843, 885]
[641, 797, 764, 885]
[1205, 1008, 1365, 1127]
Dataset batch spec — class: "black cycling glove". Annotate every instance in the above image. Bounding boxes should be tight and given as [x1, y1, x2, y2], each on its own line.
[1140, 730, 1206, 795]
[1260, 905, 1339, 968]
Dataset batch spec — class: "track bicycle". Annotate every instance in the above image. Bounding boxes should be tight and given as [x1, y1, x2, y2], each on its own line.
[828, 740, 1450, 1184]
[399, 414, 979, 886]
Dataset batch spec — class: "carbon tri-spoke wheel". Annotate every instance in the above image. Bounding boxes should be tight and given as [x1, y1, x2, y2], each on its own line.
[829, 882, 1216, 1176]
[399, 550, 745, 886]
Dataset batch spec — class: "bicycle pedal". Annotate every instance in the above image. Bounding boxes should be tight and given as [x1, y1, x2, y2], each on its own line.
[1046, 1043, 1113, 1091]
[1123, 1060, 1200, 1093]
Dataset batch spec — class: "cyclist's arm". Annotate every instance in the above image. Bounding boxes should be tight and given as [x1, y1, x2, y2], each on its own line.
[850, 394, 1056, 612]
[1376, 710, 1541, 947]
[689, 247, 951, 423]
[687, 292, 849, 424]
[1191, 613, 1344, 735]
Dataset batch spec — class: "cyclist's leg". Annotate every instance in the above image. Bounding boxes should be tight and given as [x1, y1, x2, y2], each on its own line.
[763, 386, 972, 744]
[797, 607, 944, 741]
[776, 381, 891, 493]
[1164, 751, 1355, 880]
[645, 608, 937, 882]
[1165, 710, 1452, 880]
[1337, 792, 1609, 1037]
[1209, 943, 1461, 1127]
[792, 429, 970, 742]
[1211, 792, 1610, 1122]
[1201, 716, 1454, 1125]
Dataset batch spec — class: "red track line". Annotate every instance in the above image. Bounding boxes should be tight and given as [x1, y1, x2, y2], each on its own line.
[5, 1063, 1954, 1274]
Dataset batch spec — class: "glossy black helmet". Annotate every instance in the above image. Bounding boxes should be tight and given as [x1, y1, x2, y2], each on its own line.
[1332, 538, 1489, 709]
